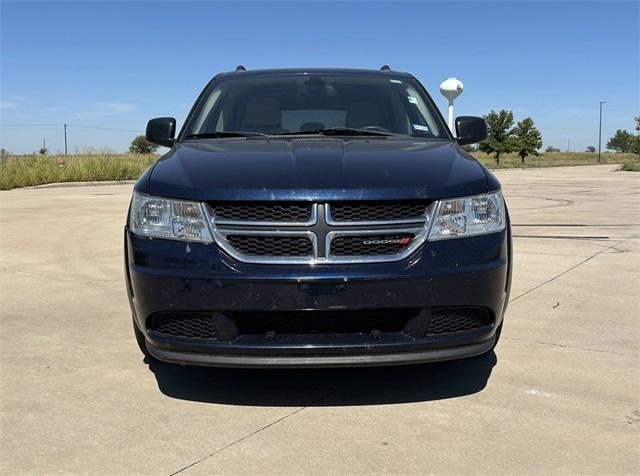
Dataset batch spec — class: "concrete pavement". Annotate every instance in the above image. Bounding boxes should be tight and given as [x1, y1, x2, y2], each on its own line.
[1, 164, 638, 474]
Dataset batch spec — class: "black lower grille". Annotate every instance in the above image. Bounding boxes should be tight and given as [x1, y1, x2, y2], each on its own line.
[330, 234, 415, 256]
[427, 307, 492, 335]
[329, 201, 429, 222]
[234, 308, 419, 335]
[149, 312, 218, 339]
[227, 235, 313, 257]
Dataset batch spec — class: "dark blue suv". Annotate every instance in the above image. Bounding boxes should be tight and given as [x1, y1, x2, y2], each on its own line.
[125, 67, 512, 367]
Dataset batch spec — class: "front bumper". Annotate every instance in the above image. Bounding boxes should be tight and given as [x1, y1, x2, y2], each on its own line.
[125, 225, 511, 368]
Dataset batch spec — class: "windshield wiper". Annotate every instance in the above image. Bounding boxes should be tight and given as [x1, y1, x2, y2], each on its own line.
[274, 127, 395, 137]
[183, 131, 268, 139]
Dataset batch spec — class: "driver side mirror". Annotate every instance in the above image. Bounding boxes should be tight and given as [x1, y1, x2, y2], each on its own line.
[146, 117, 176, 148]
[455, 116, 487, 146]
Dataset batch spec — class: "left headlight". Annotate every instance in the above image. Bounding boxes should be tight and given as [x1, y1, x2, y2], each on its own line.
[129, 191, 213, 243]
[428, 190, 506, 240]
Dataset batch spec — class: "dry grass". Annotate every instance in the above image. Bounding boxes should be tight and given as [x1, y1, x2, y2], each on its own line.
[0, 154, 158, 190]
[471, 151, 639, 170]
[1, 151, 638, 190]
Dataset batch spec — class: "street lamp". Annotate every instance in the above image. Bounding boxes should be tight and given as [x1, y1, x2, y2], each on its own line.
[598, 101, 606, 162]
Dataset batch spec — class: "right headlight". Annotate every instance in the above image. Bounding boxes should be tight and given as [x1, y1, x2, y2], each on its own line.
[129, 191, 213, 243]
[428, 190, 506, 240]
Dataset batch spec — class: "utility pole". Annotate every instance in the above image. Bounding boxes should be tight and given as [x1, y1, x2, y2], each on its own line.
[42, 138, 46, 153]
[567, 139, 570, 152]
[598, 101, 606, 163]
[64, 123, 68, 155]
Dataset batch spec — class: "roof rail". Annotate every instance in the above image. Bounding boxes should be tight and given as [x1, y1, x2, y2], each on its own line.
[235, 65, 247, 71]
[380, 65, 391, 71]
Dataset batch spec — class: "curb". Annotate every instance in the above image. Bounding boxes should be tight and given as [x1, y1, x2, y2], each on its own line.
[21, 180, 136, 190]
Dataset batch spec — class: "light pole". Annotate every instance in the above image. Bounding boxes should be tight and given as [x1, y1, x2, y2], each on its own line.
[598, 101, 606, 162]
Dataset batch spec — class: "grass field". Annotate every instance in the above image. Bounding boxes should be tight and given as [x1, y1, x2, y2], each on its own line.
[0, 154, 158, 190]
[471, 151, 640, 170]
[0, 151, 638, 190]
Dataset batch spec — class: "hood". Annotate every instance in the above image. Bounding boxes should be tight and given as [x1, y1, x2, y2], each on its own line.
[142, 138, 489, 201]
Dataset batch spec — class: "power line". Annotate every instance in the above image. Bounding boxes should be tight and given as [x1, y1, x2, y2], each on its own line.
[66, 124, 143, 133]
[0, 123, 60, 127]
[0, 123, 142, 133]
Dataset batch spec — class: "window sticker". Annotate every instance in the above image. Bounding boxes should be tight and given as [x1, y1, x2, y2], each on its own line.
[407, 96, 418, 104]
[413, 124, 430, 132]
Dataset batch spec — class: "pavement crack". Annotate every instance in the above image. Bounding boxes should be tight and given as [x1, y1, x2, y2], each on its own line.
[168, 390, 337, 475]
[503, 336, 640, 357]
[509, 232, 639, 303]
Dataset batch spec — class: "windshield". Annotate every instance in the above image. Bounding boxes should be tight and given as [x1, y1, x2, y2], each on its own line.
[183, 73, 449, 139]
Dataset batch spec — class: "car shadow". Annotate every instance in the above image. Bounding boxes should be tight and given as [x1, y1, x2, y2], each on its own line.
[146, 352, 497, 407]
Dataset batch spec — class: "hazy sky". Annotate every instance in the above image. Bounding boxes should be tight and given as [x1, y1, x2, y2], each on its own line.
[1, 0, 638, 154]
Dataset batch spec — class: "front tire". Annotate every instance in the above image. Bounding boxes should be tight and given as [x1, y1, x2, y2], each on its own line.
[490, 322, 503, 351]
[132, 316, 152, 359]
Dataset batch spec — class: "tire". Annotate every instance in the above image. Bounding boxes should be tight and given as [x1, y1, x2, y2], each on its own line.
[490, 322, 503, 351]
[132, 316, 152, 359]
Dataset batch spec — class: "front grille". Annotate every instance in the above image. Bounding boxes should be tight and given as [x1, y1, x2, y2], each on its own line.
[427, 307, 493, 335]
[234, 308, 419, 335]
[209, 200, 432, 264]
[227, 235, 313, 257]
[330, 234, 415, 256]
[210, 202, 312, 223]
[329, 201, 429, 223]
[149, 312, 218, 339]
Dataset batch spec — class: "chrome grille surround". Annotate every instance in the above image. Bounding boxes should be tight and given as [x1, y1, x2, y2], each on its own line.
[203, 202, 436, 265]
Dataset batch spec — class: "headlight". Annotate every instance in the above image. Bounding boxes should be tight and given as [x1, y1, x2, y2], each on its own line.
[428, 191, 505, 240]
[129, 191, 213, 243]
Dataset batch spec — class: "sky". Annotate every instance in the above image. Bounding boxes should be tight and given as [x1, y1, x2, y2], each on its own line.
[1, 0, 638, 154]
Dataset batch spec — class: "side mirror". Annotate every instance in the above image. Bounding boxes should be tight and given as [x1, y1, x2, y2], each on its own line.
[146, 117, 176, 148]
[455, 116, 487, 146]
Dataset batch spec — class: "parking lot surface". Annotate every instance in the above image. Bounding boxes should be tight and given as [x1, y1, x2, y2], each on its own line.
[1, 164, 638, 475]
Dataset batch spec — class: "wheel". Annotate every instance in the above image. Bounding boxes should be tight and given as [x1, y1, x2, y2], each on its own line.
[132, 316, 152, 358]
[490, 322, 503, 351]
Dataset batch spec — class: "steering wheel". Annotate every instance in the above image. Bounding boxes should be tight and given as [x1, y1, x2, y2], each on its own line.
[361, 125, 391, 133]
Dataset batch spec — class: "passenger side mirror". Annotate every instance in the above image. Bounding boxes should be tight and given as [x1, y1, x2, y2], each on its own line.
[455, 116, 487, 146]
[146, 117, 176, 148]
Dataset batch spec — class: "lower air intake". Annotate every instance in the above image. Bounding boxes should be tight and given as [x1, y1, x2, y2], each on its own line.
[149, 312, 218, 340]
[234, 308, 419, 335]
[427, 307, 493, 335]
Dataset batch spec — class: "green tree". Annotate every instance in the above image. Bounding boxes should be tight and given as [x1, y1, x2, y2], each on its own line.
[38, 147, 48, 155]
[478, 109, 516, 165]
[585, 146, 596, 153]
[635, 116, 639, 133]
[545, 146, 560, 153]
[512, 117, 542, 165]
[129, 135, 158, 154]
[607, 129, 635, 153]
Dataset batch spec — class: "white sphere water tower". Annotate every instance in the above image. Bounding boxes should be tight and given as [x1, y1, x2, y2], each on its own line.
[439, 78, 464, 132]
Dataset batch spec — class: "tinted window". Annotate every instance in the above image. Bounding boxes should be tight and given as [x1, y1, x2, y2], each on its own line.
[184, 74, 449, 139]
